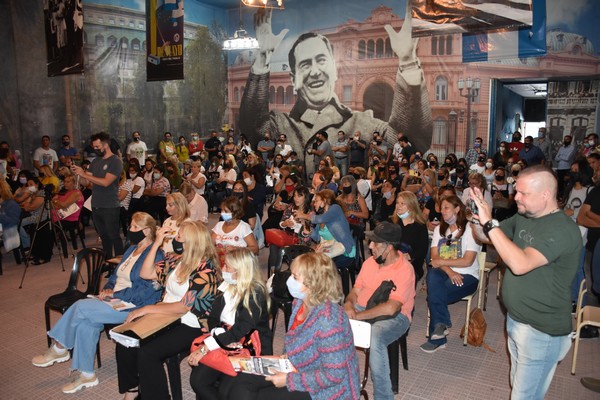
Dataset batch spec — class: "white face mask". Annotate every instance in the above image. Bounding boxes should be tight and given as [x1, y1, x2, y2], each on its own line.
[27, 186, 38, 193]
[243, 177, 252, 186]
[153, 173, 161, 180]
[222, 271, 237, 285]
[130, 173, 137, 179]
[485, 162, 493, 169]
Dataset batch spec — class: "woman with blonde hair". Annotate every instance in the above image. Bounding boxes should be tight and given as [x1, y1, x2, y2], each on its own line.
[32, 212, 163, 394]
[39, 164, 60, 193]
[229, 252, 360, 399]
[161, 192, 191, 254]
[116, 220, 220, 400]
[189, 248, 273, 399]
[391, 191, 429, 283]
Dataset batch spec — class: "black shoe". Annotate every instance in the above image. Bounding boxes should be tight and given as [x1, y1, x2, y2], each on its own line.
[581, 377, 600, 393]
[31, 258, 49, 265]
[579, 325, 599, 339]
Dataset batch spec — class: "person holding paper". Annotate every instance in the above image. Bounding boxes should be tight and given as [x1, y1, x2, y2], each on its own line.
[115, 221, 220, 400]
[188, 248, 272, 399]
[31, 212, 163, 394]
[229, 252, 360, 400]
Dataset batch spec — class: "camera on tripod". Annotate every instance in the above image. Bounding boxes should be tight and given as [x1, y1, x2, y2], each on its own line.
[43, 184, 55, 201]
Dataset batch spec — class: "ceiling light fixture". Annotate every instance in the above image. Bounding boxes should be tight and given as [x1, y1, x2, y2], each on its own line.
[223, 1, 259, 51]
[242, 0, 284, 9]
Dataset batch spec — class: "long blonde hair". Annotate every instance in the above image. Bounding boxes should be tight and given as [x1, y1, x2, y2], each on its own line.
[391, 191, 427, 225]
[224, 248, 270, 317]
[291, 252, 343, 307]
[167, 192, 191, 225]
[176, 221, 219, 283]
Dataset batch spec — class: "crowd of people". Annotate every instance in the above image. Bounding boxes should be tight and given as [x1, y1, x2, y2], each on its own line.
[0, 126, 598, 399]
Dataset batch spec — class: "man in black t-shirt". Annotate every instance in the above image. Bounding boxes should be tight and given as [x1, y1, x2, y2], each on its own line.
[204, 130, 222, 160]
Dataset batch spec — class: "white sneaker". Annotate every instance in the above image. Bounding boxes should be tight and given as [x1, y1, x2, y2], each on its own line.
[62, 372, 99, 394]
[32, 346, 70, 367]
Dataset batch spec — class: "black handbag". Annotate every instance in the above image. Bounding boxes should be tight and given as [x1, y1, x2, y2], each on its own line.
[364, 280, 399, 324]
[271, 270, 293, 301]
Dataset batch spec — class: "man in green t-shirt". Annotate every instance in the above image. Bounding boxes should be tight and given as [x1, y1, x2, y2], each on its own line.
[470, 165, 582, 400]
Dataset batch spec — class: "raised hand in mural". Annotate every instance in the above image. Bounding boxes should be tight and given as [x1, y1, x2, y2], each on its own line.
[253, 8, 289, 74]
[384, 1, 419, 63]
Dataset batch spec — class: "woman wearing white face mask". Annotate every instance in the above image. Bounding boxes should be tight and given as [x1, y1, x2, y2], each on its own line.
[390, 191, 429, 284]
[142, 164, 171, 223]
[483, 157, 495, 186]
[212, 196, 259, 263]
[188, 248, 272, 399]
[376, 180, 398, 223]
[228, 252, 360, 400]
[242, 168, 267, 220]
[421, 195, 481, 353]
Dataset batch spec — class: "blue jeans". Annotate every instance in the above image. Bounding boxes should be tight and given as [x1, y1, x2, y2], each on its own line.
[355, 305, 410, 400]
[506, 315, 571, 400]
[426, 267, 478, 345]
[48, 299, 128, 373]
[335, 157, 348, 177]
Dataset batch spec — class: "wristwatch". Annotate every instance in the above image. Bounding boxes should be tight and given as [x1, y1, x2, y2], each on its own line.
[483, 219, 500, 236]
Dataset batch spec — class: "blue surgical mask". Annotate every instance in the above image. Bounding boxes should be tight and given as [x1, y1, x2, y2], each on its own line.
[397, 211, 410, 220]
[286, 275, 306, 300]
[222, 271, 237, 285]
[221, 212, 233, 222]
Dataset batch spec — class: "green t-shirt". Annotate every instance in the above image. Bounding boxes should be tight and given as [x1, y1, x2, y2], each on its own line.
[500, 211, 582, 336]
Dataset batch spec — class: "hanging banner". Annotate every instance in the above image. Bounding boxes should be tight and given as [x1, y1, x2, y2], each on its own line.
[146, 0, 185, 81]
[411, 0, 532, 37]
[462, 0, 546, 62]
[45, 0, 84, 77]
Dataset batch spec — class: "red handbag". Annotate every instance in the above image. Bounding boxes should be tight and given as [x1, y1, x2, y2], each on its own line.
[265, 229, 299, 247]
[190, 330, 262, 376]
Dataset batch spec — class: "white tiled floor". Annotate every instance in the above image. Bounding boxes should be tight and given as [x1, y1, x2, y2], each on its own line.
[0, 219, 598, 399]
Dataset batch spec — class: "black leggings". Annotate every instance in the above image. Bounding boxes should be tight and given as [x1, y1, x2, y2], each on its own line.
[189, 364, 235, 400]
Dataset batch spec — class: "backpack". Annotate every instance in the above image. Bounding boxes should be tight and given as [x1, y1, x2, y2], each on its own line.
[364, 280, 399, 324]
[460, 308, 495, 352]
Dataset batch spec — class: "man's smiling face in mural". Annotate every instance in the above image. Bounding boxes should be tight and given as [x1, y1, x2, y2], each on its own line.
[290, 35, 338, 109]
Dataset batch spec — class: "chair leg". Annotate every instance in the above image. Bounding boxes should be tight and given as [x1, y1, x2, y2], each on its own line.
[166, 355, 183, 400]
[96, 341, 102, 368]
[571, 325, 582, 375]
[44, 304, 52, 347]
[400, 332, 408, 370]
[387, 340, 399, 394]
[464, 299, 471, 346]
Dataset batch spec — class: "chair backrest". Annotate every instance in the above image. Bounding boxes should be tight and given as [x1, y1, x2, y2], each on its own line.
[66, 247, 106, 295]
[349, 319, 371, 349]
[279, 245, 314, 271]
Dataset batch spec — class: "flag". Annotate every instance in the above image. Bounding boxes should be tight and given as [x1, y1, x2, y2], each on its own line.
[462, 0, 546, 63]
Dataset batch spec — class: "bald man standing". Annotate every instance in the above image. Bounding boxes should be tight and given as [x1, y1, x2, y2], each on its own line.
[471, 165, 581, 400]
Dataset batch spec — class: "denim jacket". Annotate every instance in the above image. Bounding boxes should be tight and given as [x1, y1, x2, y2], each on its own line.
[103, 245, 164, 309]
[310, 204, 354, 254]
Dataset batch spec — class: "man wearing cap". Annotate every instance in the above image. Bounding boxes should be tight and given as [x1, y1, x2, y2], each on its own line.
[344, 222, 415, 400]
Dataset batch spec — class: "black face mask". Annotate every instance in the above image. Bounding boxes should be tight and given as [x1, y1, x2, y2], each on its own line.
[495, 175, 505, 182]
[389, 170, 396, 175]
[524, 143, 531, 149]
[429, 161, 436, 167]
[352, 173, 361, 180]
[564, 140, 571, 146]
[62, 141, 70, 146]
[93, 148, 105, 157]
[232, 191, 244, 199]
[134, 137, 140, 142]
[172, 238, 184, 255]
[378, 166, 386, 171]
[376, 141, 382, 145]
[569, 172, 581, 183]
[342, 186, 352, 194]
[374, 247, 389, 265]
[315, 206, 325, 215]
[438, 175, 445, 182]
[127, 229, 146, 245]
[512, 170, 519, 177]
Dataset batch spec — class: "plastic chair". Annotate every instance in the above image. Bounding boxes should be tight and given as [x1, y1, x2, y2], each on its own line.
[165, 350, 191, 400]
[478, 255, 501, 310]
[270, 245, 314, 336]
[426, 251, 487, 346]
[43, 248, 105, 357]
[571, 279, 600, 374]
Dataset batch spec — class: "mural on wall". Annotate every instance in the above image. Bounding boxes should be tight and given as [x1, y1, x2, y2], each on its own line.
[146, 0, 185, 81]
[2, 0, 600, 169]
[45, 0, 85, 76]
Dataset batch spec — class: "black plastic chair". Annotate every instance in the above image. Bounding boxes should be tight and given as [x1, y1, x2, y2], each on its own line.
[43, 248, 105, 360]
[271, 245, 314, 336]
[165, 350, 191, 400]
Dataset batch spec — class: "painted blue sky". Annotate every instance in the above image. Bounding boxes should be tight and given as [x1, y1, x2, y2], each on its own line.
[91, 0, 600, 54]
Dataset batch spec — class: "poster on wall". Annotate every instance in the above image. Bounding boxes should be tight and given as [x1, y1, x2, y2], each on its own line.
[44, 0, 84, 77]
[146, 0, 185, 81]
[547, 80, 600, 154]
[411, 0, 533, 36]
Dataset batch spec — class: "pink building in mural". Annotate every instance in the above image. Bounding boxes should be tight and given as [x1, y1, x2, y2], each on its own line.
[227, 6, 600, 157]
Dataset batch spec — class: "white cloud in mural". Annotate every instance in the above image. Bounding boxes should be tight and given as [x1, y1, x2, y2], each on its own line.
[547, 0, 590, 27]
[133, 0, 145, 11]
